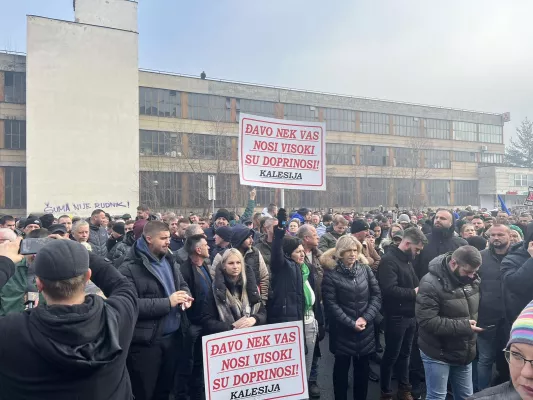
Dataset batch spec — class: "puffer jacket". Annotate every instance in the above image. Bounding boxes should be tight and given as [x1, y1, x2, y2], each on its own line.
[109, 231, 135, 267]
[321, 249, 382, 357]
[318, 230, 344, 253]
[416, 253, 480, 365]
[467, 381, 520, 399]
[87, 223, 108, 257]
[501, 222, 533, 325]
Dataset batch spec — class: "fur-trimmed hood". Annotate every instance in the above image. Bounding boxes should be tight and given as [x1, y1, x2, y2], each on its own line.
[319, 248, 369, 270]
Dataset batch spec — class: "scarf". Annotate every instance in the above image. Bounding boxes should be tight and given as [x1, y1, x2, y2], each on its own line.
[301, 263, 314, 314]
[337, 260, 357, 279]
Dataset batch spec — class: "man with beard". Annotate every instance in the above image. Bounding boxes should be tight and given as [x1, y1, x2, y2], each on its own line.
[416, 246, 482, 400]
[378, 228, 427, 400]
[472, 216, 486, 237]
[411, 209, 467, 398]
[517, 213, 532, 236]
[476, 224, 511, 391]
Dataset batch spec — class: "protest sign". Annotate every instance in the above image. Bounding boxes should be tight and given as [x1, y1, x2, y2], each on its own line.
[525, 186, 533, 206]
[202, 321, 308, 400]
[239, 113, 326, 190]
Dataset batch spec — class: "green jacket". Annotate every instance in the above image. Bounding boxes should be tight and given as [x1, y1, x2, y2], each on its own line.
[0, 258, 44, 316]
[318, 230, 344, 253]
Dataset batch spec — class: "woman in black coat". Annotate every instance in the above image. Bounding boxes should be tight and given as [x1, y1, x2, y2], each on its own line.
[321, 235, 382, 400]
[267, 209, 323, 381]
[201, 249, 266, 334]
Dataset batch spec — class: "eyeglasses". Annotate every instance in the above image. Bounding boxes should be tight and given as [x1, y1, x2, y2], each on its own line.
[504, 349, 533, 368]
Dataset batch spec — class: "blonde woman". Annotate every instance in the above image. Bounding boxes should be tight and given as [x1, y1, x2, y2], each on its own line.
[202, 249, 266, 333]
[321, 235, 382, 400]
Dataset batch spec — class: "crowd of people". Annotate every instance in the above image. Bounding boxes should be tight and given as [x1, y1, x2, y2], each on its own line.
[0, 190, 533, 400]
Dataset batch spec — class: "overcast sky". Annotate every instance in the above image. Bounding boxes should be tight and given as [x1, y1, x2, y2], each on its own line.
[1, 0, 531, 144]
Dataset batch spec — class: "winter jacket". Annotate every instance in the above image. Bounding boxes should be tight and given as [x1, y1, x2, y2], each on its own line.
[201, 261, 266, 334]
[318, 230, 344, 253]
[0, 257, 41, 316]
[501, 222, 533, 325]
[110, 231, 135, 267]
[477, 247, 507, 326]
[0, 253, 138, 400]
[414, 222, 467, 279]
[170, 235, 185, 252]
[212, 247, 269, 304]
[467, 381, 520, 399]
[416, 253, 480, 365]
[87, 223, 109, 257]
[210, 244, 229, 264]
[254, 236, 272, 270]
[118, 240, 190, 345]
[267, 228, 323, 327]
[362, 240, 381, 271]
[321, 252, 382, 357]
[378, 245, 419, 318]
[179, 257, 212, 325]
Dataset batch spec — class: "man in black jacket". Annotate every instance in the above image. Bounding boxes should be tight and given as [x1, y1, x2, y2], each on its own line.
[119, 221, 192, 400]
[0, 237, 138, 400]
[87, 209, 109, 257]
[176, 234, 212, 400]
[378, 228, 426, 400]
[477, 224, 511, 391]
[416, 246, 482, 400]
[501, 222, 533, 328]
[170, 217, 189, 252]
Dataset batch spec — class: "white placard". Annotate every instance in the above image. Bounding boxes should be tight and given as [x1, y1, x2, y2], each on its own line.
[202, 321, 308, 400]
[239, 113, 326, 190]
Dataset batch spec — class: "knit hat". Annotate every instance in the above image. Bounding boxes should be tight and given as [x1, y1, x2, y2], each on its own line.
[508, 300, 533, 348]
[39, 214, 55, 229]
[510, 224, 524, 239]
[398, 214, 411, 224]
[34, 240, 90, 281]
[466, 235, 487, 251]
[230, 225, 253, 249]
[214, 209, 231, 222]
[350, 219, 369, 234]
[282, 236, 302, 257]
[24, 217, 42, 229]
[113, 222, 125, 236]
[133, 219, 148, 240]
[215, 225, 233, 243]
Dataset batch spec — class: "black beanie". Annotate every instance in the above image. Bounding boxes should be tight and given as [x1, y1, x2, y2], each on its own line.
[282, 236, 302, 257]
[214, 208, 231, 222]
[39, 214, 55, 229]
[231, 225, 253, 249]
[351, 219, 370, 234]
[466, 236, 487, 251]
[113, 222, 125, 236]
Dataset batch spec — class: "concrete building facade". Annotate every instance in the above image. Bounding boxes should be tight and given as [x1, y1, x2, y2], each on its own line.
[0, 0, 509, 216]
[479, 165, 533, 210]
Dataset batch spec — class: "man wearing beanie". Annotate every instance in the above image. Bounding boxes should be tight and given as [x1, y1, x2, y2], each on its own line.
[204, 208, 231, 250]
[209, 225, 232, 263]
[23, 216, 42, 236]
[469, 300, 533, 399]
[351, 219, 381, 271]
[107, 222, 125, 260]
[212, 225, 269, 303]
[0, 237, 138, 399]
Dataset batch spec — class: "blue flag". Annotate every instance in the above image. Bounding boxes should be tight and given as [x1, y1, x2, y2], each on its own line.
[498, 195, 511, 215]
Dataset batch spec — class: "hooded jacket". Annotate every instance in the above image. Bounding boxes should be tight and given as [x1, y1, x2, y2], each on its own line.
[414, 213, 467, 280]
[416, 253, 480, 365]
[501, 222, 533, 325]
[0, 253, 138, 400]
[320, 249, 381, 356]
[87, 223, 109, 257]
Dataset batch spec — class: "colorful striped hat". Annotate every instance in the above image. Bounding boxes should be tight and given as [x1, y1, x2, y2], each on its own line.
[508, 300, 533, 348]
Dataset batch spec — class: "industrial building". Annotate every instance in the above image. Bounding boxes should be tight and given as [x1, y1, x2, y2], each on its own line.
[0, 0, 513, 216]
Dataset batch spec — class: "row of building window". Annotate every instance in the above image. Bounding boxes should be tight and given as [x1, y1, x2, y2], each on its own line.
[137, 171, 479, 209]
[325, 143, 504, 168]
[3, 167, 26, 209]
[138, 88, 504, 144]
[3, 72, 26, 104]
[511, 174, 533, 187]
